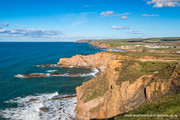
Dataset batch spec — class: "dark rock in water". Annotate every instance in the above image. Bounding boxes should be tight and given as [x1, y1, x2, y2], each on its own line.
[23, 73, 46, 78]
[50, 73, 80, 77]
[39, 64, 56, 67]
[17, 73, 81, 78]
[29, 99, 38, 102]
[39, 64, 51, 67]
[39, 107, 49, 112]
[53, 95, 77, 100]
[68, 73, 81, 77]
[49, 73, 65, 76]
[58, 108, 62, 110]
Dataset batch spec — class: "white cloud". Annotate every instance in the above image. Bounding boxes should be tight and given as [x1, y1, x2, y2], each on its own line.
[0, 28, 62, 38]
[0, 23, 9, 29]
[111, 26, 130, 30]
[147, 0, 180, 8]
[100, 11, 114, 16]
[121, 16, 128, 20]
[142, 14, 159, 16]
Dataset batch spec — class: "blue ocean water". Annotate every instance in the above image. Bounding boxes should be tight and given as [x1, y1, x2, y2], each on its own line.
[0, 42, 102, 120]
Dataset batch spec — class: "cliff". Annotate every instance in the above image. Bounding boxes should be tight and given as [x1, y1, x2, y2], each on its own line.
[57, 52, 159, 70]
[89, 41, 111, 49]
[75, 40, 93, 43]
[57, 52, 118, 71]
[57, 52, 180, 120]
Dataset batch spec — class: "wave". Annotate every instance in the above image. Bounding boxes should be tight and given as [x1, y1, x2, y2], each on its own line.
[0, 92, 77, 120]
[46, 70, 58, 73]
[33, 64, 57, 67]
[15, 68, 99, 78]
[79, 68, 99, 77]
[14, 74, 27, 78]
[15, 67, 99, 78]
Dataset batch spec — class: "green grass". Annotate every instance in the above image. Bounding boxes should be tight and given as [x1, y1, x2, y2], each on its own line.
[90, 37, 180, 52]
[107, 51, 180, 60]
[116, 60, 178, 86]
[113, 94, 180, 120]
[81, 74, 109, 102]
[81, 60, 179, 103]
[94, 37, 180, 44]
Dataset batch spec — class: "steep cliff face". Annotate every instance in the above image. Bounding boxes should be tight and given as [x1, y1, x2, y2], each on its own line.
[75, 60, 180, 119]
[57, 52, 119, 71]
[89, 41, 111, 49]
[57, 52, 156, 70]
[57, 52, 180, 119]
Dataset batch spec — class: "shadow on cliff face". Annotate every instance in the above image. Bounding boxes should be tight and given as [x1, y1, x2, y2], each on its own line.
[76, 59, 180, 120]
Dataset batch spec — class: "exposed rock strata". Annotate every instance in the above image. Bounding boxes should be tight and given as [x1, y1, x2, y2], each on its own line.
[57, 52, 118, 72]
[57, 52, 157, 72]
[57, 52, 180, 120]
[75, 60, 180, 119]
[89, 41, 111, 49]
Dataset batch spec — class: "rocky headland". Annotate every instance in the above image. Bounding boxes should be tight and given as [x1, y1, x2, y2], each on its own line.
[57, 51, 180, 119]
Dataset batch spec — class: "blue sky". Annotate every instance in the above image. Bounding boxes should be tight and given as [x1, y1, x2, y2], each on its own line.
[0, 0, 180, 42]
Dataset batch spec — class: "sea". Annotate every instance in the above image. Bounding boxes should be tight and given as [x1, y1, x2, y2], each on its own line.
[0, 42, 104, 120]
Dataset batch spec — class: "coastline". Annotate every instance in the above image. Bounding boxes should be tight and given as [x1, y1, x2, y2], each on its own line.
[0, 42, 102, 120]
[1, 41, 179, 120]
[59, 40, 180, 119]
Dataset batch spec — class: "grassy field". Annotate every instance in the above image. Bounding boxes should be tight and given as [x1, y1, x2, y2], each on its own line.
[112, 94, 180, 120]
[98, 37, 180, 45]
[92, 37, 180, 53]
[116, 60, 178, 85]
[108, 51, 180, 60]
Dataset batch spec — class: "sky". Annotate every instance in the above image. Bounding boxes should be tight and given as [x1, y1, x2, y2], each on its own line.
[0, 0, 180, 42]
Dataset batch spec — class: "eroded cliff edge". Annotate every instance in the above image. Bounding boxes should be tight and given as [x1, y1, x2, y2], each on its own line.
[57, 52, 180, 120]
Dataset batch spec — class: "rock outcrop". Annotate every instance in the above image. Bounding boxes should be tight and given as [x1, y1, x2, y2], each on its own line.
[89, 41, 111, 49]
[57, 52, 158, 71]
[57, 52, 180, 120]
[75, 40, 93, 43]
[15, 73, 81, 78]
[57, 52, 118, 71]
[75, 60, 180, 119]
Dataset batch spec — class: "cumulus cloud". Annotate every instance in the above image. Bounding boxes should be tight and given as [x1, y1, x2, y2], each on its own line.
[0, 28, 62, 38]
[142, 14, 159, 17]
[147, 0, 180, 8]
[111, 26, 130, 30]
[100, 11, 114, 16]
[121, 16, 128, 20]
[0, 23, 9, 29]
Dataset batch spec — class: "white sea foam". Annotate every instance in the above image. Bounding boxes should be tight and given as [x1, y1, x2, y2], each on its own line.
[46, 70, 58, 73]
[14, 74, 27, 78]
[15, 68, 99, 78]
[80, 68, 99, 77]
[33, 64, 57, 67]
[68, 66, 74, 68]
[0, 92, 77, 120]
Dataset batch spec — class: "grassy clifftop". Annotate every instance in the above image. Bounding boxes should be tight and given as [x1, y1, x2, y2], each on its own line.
[113, 93, 180, 120]
[81, 37, 180, 53]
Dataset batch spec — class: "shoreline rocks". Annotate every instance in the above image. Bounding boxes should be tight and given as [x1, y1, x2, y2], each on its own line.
[53, 95, 77, 100]
[39, 107, 49, 112]
[15, 73, 82, 78]
[29, 99, 38, 102]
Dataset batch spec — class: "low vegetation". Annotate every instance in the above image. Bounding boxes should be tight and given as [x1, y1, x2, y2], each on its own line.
[113, 93, 180, 120]
[117, 60, 178, 85]
[92, 37, 180, 53]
